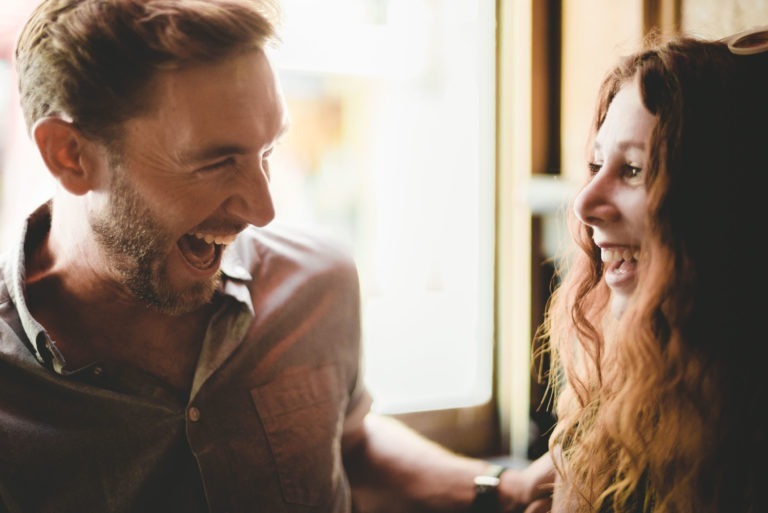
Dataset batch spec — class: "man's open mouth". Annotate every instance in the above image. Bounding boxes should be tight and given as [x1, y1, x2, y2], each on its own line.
[177, 232, 237, 270]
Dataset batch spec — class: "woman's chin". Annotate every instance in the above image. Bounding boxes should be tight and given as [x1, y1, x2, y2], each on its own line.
[610, 294, 631, 319]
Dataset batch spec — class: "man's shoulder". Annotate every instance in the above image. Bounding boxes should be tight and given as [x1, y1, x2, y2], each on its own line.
[0, 250, 14, 306]
[0, 250, 26, 347]
[230, 224, 358, 280]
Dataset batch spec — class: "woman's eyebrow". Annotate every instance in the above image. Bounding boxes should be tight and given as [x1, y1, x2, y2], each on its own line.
[593, 139, 647, 153]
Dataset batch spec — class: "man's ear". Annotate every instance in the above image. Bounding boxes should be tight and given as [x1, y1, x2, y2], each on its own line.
[32, 117, 98, 196]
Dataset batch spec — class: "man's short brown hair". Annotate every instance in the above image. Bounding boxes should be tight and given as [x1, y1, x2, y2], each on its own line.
[15, 0, 280, 143]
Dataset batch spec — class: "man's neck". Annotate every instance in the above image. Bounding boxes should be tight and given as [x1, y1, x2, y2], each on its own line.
[24, 210, 216, 391]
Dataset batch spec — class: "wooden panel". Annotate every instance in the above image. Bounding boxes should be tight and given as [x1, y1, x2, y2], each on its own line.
[391, 401, 499, 457]
[496, 0, 534, 458]
[644, 0, 682, 35]
[560, 0, 645, 183]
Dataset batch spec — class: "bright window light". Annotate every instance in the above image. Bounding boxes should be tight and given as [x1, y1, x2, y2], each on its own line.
[269, 0, 497, 413]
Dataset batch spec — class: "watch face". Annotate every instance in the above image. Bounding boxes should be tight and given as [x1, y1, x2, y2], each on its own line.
[474, 475, 502, 489]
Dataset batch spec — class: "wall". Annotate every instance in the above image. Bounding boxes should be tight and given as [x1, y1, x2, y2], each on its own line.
[682, 0, 768, 37]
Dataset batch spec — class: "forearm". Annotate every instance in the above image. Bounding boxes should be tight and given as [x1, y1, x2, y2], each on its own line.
[344, 412, 489, 512]
[344, 413, 556, 512]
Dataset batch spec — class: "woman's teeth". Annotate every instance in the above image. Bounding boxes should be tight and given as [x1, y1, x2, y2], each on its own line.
[601, 248, 640, 263]
[190, 232, 237, 246]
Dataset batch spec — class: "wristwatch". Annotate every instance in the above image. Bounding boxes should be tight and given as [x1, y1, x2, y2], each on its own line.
[472, 463, 507, 513]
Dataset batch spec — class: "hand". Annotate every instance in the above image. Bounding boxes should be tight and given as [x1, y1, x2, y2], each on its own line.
[498, 452, 555, 513]
[522, 497, 552, 513]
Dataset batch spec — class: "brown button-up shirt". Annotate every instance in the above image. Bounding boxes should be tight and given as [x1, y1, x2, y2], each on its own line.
[0, 202, 371, 513]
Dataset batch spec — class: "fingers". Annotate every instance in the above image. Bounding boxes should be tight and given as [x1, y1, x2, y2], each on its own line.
[523, 497, 552, 513]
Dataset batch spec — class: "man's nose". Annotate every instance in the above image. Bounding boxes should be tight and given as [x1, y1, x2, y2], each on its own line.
[223, 162, 275, 227]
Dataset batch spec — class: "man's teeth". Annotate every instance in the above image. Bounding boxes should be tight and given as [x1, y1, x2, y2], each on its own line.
[601, 248, 641, 263]
[190, 232, 237, 246]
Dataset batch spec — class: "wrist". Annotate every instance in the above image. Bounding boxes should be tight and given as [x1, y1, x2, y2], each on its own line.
[472, 463, 507, 513]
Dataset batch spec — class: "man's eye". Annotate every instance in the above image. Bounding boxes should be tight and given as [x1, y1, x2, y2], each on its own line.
[200, 157, 235, 172]
[262, 148, 275, 179]
[262, 148, 274, 165]
[587, 162, 602, 175]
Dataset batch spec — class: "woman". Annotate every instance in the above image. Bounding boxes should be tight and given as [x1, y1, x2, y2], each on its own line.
[541, 29, 768, 513]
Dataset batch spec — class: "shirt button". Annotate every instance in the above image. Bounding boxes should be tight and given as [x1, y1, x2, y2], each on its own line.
[188, 407, 201, 422]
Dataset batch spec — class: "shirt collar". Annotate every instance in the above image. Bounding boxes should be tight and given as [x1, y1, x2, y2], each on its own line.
[4, 201, 258, 372]
[220, 236, 256, 316]
[2, 201, 56, 368]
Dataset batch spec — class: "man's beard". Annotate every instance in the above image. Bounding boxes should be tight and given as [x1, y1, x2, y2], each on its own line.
[90, 168, 221, 316]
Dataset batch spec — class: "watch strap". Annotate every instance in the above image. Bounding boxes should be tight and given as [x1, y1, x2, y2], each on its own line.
[472, 463, 507, 513]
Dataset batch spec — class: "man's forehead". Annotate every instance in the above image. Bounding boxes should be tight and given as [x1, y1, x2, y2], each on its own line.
[140, 49, 276, 106]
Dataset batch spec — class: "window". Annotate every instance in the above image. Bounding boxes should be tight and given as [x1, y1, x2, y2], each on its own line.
[268, 0, 498, 417]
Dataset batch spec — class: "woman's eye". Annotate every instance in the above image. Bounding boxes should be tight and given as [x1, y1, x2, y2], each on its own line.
[624, 164, 643, 180]
[587, 162, 602, 175]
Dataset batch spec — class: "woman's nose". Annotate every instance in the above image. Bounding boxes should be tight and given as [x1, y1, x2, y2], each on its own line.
[573, 167, 619, 227]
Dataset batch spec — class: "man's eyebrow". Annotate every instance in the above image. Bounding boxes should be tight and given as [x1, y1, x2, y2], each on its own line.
[177, 145, 250, 164]
[177, 120, 289, 164]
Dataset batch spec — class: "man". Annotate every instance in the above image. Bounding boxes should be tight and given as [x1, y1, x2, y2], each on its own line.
[0, 1, 552, 512]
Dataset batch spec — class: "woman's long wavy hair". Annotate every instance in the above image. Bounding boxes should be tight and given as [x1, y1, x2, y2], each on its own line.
[540, 34, 767, 513]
